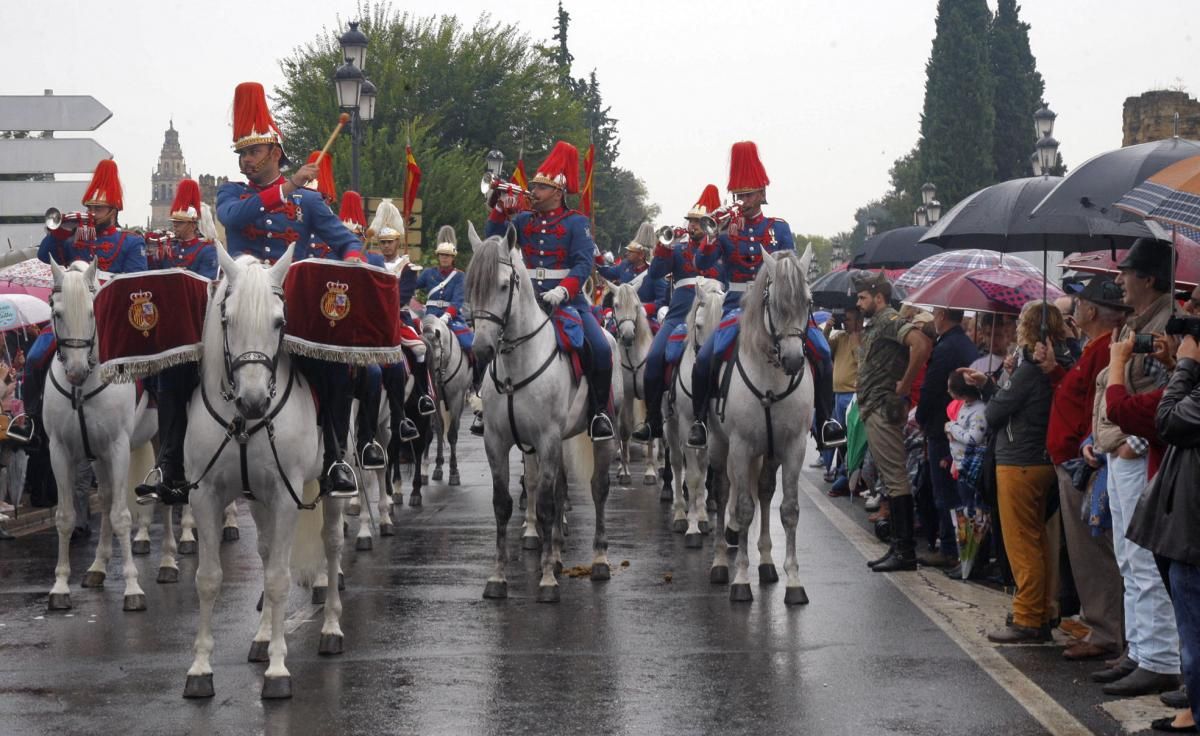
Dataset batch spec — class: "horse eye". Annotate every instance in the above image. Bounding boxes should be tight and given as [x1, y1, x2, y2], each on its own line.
[274, 317, 285, 329]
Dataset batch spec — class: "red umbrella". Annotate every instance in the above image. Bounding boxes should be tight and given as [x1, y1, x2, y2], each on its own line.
[967, 268, 1066, 312]
[905, 267, 1064, 314]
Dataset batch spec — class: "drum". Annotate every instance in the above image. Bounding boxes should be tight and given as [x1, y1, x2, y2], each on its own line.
[94, 269, 211, 383]
[282, 259, 406, 365]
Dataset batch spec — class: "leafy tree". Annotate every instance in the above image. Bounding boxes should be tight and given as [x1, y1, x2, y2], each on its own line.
[990, 0, 1044, 181]
[802, 234, 833, 275]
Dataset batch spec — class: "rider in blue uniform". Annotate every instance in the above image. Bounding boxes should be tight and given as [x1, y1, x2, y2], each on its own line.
[688, 142, 796, 448]
[134, 179, 219, 504]
[214, 82, 365, 498]
[416, 226, 470, 342]
[597, 223, 669, 323]
[483, 140, 614, 440]
[630, 185, 727, 443]
[23, 159, 148, 443]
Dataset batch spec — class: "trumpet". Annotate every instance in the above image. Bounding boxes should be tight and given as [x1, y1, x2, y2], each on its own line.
[699, 203, 743, 240]
[656, 225, 683, 246]
[480, 172, 530, 199]
[44, 207, 92, 231]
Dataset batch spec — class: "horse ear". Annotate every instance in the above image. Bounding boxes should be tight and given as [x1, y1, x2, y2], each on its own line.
[602, 278, 618, 295]
[798, 242, 814, 275]
[504, 223, 518, 253]
[84, 258, 98, 287]
[49, 258, 64, 288]
[216, 244, 239, 284]
[467, 221, 483, 251]
[269, 244, 295, 287]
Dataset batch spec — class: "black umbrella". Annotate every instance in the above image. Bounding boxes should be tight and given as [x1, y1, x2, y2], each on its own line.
[1031, 137, 1200, 227]
[851, 226, 940, 269]
[810, 268, 906, 311]
[921, 176, 1148, 253]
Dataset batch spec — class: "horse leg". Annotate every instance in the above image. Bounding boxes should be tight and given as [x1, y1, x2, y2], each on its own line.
[157, 501, 180, 584]
[377, 468, 394, 536]
[432, 417, 445, 482]
[83, 480, 113, 588]
[709, 456, 732, 584]
[261, 505, 298, 699]
[757, 459, 779, 585]
[99, 447, 145, 611]
[728, 439, 756, 603]
[222, 502, 240, 542]
[643, 437, 659, 486]
[535, 444, 563, 602]
[178, 503, 197, 555]
[684, 446, 709, 547]
[247, 503, 274, 661]
[521, 454, 540, 551]
[183, 491, 223, 698]
[447, 413, 461, 486]
[319, 494, 346, 655]
[780, 450, 808, 605]
[131, 498, 152, 555]
[47, 448, 78, 610]
[590, 441, 614, 581]
[483, 439, 513, 599]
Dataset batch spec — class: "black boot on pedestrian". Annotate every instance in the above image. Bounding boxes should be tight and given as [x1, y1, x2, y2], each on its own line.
[866, 546, 895, 569]
[872, 494, 916, 572]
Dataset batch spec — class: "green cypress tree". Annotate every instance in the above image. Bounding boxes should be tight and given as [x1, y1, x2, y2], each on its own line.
[918, 0, 995, 209]
[990, 0, 1044, 181]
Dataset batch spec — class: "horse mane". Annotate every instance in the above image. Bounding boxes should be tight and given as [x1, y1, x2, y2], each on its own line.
[201, 262, 277, 378]
[465, 234, 506, 309]
[686, 279, 725, 348]
[613, 282, 650, 337]
[58, 267, 94, 337]
[739, 251, 810, 358]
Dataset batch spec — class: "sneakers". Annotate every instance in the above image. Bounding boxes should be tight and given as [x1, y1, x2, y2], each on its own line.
[687, 421, 707, 449]
[863, 493, 882, 511]
[987, 624, 1052, 644]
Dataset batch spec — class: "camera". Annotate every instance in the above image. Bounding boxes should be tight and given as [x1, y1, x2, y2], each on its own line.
[1131, 334, 1156, 354]
[1166, 316, 1200, 340]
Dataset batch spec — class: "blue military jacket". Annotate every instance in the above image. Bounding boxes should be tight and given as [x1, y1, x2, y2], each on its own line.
[39, 225, 148, 274]
[485, 206, 594, 307]
[650, 236, 727, 321]
[416, 266, 466, 318]
[150, 237, 218, 279]
[217, 176, 363, 263]
[695, 212, 795, 310]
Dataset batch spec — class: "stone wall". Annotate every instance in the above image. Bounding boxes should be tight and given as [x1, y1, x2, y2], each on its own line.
[1123, 90, 1200, 146]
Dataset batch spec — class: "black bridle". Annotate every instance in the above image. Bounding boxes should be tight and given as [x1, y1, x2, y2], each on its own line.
[218, 284, 286, 403]
[50, 282, 98, 371]
[762, 281, 808, 376]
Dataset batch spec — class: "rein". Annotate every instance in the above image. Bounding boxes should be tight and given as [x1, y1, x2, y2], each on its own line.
[616, 313, 649, 401]
[48, 278, 104, 461]
[433, 323, 465, 406]
[47, 369, 108, 462]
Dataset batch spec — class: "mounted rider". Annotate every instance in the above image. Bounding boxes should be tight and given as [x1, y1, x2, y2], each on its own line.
[417, 225, 472, 351]
[687, 142, 796, 448]
[24, 159, 148, 445]
[134, 179, 219, 504]
[483, 140, 615, 441]
[214, 81, 366, 499]
[630, 184, 727, 443]
[597, 223, 669, 321]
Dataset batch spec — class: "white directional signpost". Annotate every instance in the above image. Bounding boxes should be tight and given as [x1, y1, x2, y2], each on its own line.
[0, 91, 112, 253]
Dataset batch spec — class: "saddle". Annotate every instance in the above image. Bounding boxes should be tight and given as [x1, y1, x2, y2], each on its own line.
[550, 306, 586, 382]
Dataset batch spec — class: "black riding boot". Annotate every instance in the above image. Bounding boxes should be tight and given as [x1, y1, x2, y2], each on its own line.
[469, 357, 487, 436]
[354, 368, 386, 469]
[587, 363, 615, 441]
[135, 365, 196, 506]
[412, 359, 435, 416]
[307, 360, 356, 498]
[687, 357, 716, 449]
[383, 364, 419, 442]
[631, 372, 664, 443]
[872, 494, 917, 572]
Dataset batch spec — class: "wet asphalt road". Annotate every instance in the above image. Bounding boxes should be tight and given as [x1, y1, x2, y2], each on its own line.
[0, 434, 1168, 736]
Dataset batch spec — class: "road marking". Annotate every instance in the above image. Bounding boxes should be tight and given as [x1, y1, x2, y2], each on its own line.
[285, 603, 322, 634]
[799, 472, 1094, 736]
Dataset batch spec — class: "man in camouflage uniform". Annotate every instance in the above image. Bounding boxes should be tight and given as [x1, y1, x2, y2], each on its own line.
[853, 271, 931, 573]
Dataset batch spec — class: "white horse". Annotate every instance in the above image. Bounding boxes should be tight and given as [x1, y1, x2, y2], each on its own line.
[663, 278, 725, 547]
[175, 501, 240, 557]
[707, 248, 816, 605]
[182, 246, 343, 700]
[422, 313, 472, 487]
[347, 373, 396, 553]
[44, 260, 159, 611]
[465, 223, 621, 602]
[609, 281, 660, 488]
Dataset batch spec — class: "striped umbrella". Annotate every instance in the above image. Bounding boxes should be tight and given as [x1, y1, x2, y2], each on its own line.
[1115, 155, 1200, 236]
[894, 250, 1042, 290]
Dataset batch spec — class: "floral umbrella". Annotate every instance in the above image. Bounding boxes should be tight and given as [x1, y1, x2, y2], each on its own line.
[904, 266, 1063, 314]
[0, 259, 53, 301]
[894, 249, 1041, 290]
[967, 267, 1066, 312]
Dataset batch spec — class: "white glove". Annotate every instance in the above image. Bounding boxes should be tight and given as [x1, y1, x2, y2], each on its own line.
[438, 312, 452, 324]
[656, 306, 669, 323]
[541, 286, 569, 307]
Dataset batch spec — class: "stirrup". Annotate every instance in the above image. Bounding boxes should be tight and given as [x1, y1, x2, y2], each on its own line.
[134, 467, 164, 506]
[398, 418, 421, 442]
[630, 423, 653, 444]
[589, 413, 614, 442]
[417, 394, 436, 416]
[359, 440, 387, 470]
[820, 419, 847, 448]
[3, 414, 34, 443]
[469, 411, 484, 437]
[322, 459, 359, 499]
[687, 421, 708, 449]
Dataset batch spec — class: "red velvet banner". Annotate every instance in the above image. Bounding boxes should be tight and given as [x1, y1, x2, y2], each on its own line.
[282, 259, 405, 364]
[95, 269, 210, 382]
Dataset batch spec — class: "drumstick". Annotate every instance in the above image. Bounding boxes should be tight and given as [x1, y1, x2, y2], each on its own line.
[313, 113, 352, 166]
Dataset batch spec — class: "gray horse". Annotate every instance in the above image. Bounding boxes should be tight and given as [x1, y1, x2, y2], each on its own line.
[465, 223, 621, 603]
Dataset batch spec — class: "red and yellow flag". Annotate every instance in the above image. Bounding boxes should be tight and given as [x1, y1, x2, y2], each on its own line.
[511, 159, 528, 190]
[403, 145, 421, 221]
[581, 143, 595, 218]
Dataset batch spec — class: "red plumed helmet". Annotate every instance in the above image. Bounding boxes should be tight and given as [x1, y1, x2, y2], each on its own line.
[727, 141, 770, 194]
[305, 150, 337, 203]
[82, 159, 123, 211]
[531, 141, 580, 194]
[687, 184, 722, 219]
[169, 178, 202, 222]
[339, 190, 366, 234]
[232, 82, 284, 153]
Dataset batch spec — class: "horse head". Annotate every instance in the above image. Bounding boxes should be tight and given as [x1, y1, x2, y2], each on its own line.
[745, 249, 812, 376]
[465, 221, 524, 366]
[49, 259, 99, 386]
[688, 278, 726, 349]
[421, 313, 449, 369]
[612, 283, 643, 349]
[212, 245, 292, 419]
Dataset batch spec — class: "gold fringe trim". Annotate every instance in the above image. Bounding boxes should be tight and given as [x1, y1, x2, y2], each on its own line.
[98, 345, 202, 384]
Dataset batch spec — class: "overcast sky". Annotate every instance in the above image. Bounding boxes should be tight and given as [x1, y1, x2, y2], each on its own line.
[2, 0, 1196, 238]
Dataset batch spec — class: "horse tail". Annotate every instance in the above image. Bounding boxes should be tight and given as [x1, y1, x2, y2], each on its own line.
[290, 480, 326, 587]
[563, 432, 595, 489]
[126, 441, 156, 526]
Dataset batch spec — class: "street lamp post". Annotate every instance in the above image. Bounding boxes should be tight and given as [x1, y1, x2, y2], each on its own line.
[865, 219, 878, 238]
[918, 182, 940, 225]
[335, 21, 375, 193]
[1033, 103, 1059, 177]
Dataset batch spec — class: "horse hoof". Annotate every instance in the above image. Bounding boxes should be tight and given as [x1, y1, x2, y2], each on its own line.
[724, 528, 740, 547]
[247, 640, 269, 662]
[222, 527, 240, 542]
[699, 520, 712, 534]
[177, 540, 197, 556]
[261, 676, 292, 700]
[432, 468, 443, 482]
[131, 539, 151, 556]
[784, 586, 810, 606]
[408, 494, 422, 508]
[123, 594, 147, 612]
[318, 633, 344, 656]
[672, 519, 687, 534]
[380, 523, 394, 537]
[256, 591, 264, 611]
[729, 583, 753, 603]
[536, 585, 560, 603]
[706, 498, 717, 513]
[660, 486, 673, 502]
[591, 563, 610, 581]
[183, 673, 214, 699]
[758, 564, 779, 585]
[521, 535, 540, 551]
[709, 566, 729, 585]
[483, 580, 508, 599]
[617, 473, 631, 486]
[338, 572, 345, 591]
[81, 570, 106, 588]
[47, 593, 72, 611]
[157, 567, 179, 584]
[449, 473, 461, 486]
[420, 474, 429, 485]
[644, 474, 657, 486]
[355, 536, 373, 552]
[311, 586, 327, 605]
[684, 533, 703, 549]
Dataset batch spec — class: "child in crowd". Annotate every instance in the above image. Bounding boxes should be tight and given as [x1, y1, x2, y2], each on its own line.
[944, 370, 987, 510]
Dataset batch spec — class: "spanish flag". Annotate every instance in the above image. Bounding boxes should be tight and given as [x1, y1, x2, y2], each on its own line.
[403, 145, 421, 221]
[581, 143, 595, 218]
[511, 159, 530, 210]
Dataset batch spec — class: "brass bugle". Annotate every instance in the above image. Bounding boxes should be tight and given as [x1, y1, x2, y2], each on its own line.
[480, 172, 530, 199]
[44, 207, 87, 231]
[656, 225, 679, 246]
[44, 207, 63, 230]
[699, 204, 742, 240]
